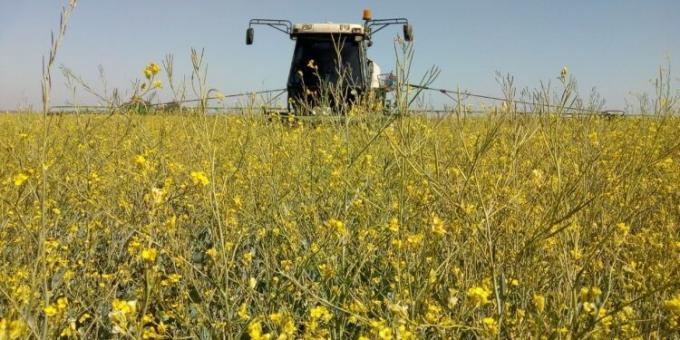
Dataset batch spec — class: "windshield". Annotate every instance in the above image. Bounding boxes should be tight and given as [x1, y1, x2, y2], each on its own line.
[288, 35, 363, 88]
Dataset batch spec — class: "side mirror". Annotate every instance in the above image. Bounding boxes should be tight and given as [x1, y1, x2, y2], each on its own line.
[246, 27, 254, 45]
[403, 24, 413, 42]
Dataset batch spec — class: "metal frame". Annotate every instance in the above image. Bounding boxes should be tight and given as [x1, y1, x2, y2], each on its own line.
[365, 18, 409, 37]
[247, 18, 409, 40]
[248, 19, 293, 36]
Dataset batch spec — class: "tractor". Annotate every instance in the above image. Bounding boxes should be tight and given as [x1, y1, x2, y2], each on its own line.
[246, 9, 413, 115]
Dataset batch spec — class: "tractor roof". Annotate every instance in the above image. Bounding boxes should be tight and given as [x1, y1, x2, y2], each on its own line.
[292, 23, 365, 36]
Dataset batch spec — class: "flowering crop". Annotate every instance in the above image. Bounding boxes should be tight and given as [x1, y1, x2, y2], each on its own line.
[0, 112, 678, 338]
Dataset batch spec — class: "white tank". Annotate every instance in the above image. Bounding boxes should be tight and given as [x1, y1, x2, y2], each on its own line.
[369, 60, 381, 89]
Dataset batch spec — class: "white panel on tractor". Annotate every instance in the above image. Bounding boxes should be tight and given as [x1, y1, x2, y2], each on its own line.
[292, 23, 365, 35]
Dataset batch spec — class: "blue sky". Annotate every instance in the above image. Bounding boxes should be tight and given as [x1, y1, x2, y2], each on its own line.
[1, 0, 679, 110]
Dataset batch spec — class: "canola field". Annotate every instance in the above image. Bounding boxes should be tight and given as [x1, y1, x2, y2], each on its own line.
[0, 113, 679, 338]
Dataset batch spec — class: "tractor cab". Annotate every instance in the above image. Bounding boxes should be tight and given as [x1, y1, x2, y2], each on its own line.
[287, 23, 367, 112]
[246, 10, 413, 114]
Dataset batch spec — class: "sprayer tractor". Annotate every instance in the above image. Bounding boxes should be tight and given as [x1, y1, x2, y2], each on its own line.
[246, 9, 412, 115]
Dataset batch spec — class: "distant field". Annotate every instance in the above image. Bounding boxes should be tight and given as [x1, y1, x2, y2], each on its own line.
[0, 113, 678, 338]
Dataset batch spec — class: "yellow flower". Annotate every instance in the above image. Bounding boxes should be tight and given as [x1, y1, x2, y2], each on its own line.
[387, 217, 399, 233]
[153, 80, 162, 89]
[431, 214, 446, 236]
[168, 273, 182, 283]
[206, 247, 218, 260]
[616, 222, 629, 236]
[111, 299, 137, 316]
[580, 287, 602, 302]
[406, 233, 423, 246]
[242, 252, 253, 266]
[327, 218, 347, 237]
[0, 319, 27, 339]
[532, 294, 545, 312]
[398, 324, 415, 340]
[467, 286, 492, 307]
[664, 293, 680, 314]
[144, 62, 161, 79]
[238, 303, 250, 321]
[424, 301, 442, 323]
[57, 297, 69, 310]
[141, 248, 158, 263]
[310, 305, 332, 322]
[190, 171, 210, 186]
[318, 263, 335, 279]
[378, 326, 392, 339]
[127, 239, 141, 255]
[13, 173, 29, 186]
[657, 157, 674, 169]
[79, 313, 92, 324]
[282, 318, 296, 336]
[247, 318, 271, 340]
[43, 305, 58, 317]
[60, 321, 77, 338]
[134, 154, 146, 167]
[269, 311, 283, 324]
[482, 317, 498, 335]
[142, 326, 161, 339]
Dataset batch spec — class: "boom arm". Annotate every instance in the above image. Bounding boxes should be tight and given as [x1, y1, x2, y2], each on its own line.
[246, 19, 293, 45]
[365, 18, 413, 42]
